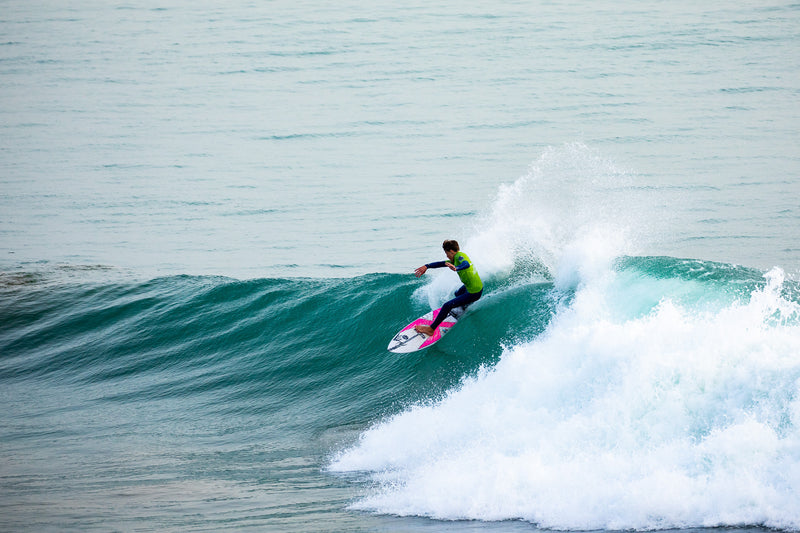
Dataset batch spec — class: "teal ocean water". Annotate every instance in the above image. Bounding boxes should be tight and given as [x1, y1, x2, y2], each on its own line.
[2, 1, 800, 531]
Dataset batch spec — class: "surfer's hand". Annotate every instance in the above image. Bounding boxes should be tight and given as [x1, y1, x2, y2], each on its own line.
[446, 262, 456, 271]
[415, 265, 428, 277]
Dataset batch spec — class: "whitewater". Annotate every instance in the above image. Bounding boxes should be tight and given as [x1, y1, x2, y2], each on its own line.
[331, 261, 800, 529]
[328, 151, 800, 530]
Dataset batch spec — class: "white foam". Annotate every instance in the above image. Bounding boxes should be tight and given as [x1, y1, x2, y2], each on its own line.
[333, 257, 800, 530]
[337, 147, 800, 529]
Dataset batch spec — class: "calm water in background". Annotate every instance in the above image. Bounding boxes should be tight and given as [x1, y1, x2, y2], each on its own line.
[2, 1, 800, 532]
[1, 0, 798, 278]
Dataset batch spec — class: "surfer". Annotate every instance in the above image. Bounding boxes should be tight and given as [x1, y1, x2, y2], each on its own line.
[414, 239, 483, 337]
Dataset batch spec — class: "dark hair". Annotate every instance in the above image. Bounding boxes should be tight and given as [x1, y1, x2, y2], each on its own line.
[442, 240, 460, 253]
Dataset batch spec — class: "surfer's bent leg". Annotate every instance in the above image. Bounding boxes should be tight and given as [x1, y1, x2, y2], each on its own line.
[427, 286, 483, 333]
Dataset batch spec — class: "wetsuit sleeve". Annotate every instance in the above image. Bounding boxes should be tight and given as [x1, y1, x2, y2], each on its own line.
[454, 259, 470, 271]
[426, 261, 448, 268]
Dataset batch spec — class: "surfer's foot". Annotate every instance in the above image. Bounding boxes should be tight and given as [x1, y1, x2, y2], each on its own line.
[415, 325, 435, 337]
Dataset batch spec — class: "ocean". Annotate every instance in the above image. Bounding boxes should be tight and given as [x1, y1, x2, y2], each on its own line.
[1, 1, 799, 531]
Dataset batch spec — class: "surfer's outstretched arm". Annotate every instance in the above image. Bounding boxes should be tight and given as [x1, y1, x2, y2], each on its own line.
[415, 261, 447, 277]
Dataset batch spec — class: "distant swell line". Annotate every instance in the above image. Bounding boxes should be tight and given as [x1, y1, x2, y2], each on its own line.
[260, 131, 367, 141]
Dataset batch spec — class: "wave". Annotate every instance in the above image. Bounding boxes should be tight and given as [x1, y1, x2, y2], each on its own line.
[4, 252, 798, 531]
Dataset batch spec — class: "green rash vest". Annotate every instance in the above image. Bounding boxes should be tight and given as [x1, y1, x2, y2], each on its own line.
[453, 251, 483, 294]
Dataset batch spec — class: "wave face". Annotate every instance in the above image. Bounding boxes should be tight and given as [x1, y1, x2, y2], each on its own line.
[0, 273, 433, 423]
[330, 255, 800, 531]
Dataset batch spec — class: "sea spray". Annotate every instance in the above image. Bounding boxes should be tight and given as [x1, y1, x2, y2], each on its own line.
[415, 144, 638, 310]
[465, 143, 647, 280]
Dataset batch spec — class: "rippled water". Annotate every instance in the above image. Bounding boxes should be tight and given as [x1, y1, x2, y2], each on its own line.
[1, 1, 798, 278]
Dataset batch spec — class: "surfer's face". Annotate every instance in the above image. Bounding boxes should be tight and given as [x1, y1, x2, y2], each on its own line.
[445, 249, 457, 261]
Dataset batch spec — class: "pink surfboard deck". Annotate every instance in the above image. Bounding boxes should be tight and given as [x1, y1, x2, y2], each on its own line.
[387, 307, 463, 353]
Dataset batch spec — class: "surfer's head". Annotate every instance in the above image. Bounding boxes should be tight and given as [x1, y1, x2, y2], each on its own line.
[442, 240, 460, 253]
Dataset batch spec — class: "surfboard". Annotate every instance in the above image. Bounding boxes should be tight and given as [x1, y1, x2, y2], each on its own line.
[387, 306, 466, 353]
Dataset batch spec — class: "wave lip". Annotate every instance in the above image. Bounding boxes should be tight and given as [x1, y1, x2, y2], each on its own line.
[330, 263, 800, 531]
